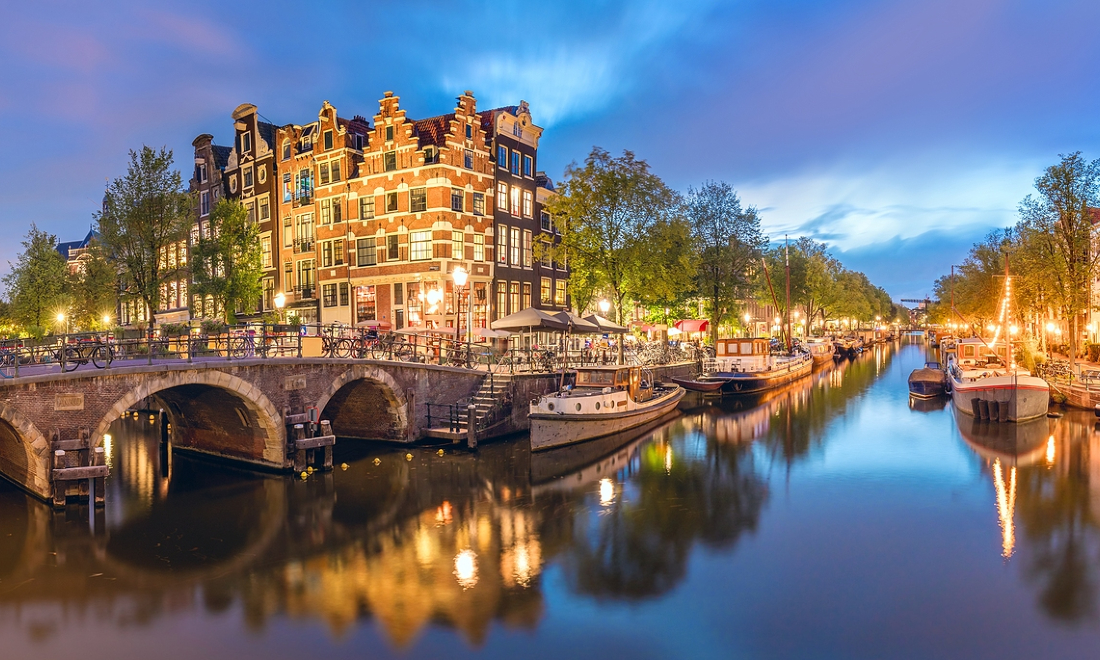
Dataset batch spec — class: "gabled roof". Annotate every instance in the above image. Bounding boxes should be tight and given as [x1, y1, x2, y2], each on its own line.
[212, 145, 232, 169]
[413, 114, 453, 148]
[257, 121, 277, 150]
[56, 229, 98, 260]
[478, 106, 519, 135]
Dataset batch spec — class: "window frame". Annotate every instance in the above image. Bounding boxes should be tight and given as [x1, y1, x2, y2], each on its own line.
[409, 187, 427, 213]
[451, 187, 464, 212]
[409, 230, 432, 261]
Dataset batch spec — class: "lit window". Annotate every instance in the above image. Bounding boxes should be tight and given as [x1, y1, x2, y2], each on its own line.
[410, 230, 431, 261]
[554, 280, 566, 305]
[541, 277, 551, 304]
[474, 234, 484, 262]
[523, 230, 532, 267]
[497, 182, 508, 210]
[510, 227, 520, 266]
[261, 237, 272, 269]
[510, 187, 520, 216]
[497, 229, 507, 264]
[473, 192, 485, 216]
[522, 190, 533, 218]
[452, 231, 464, 259]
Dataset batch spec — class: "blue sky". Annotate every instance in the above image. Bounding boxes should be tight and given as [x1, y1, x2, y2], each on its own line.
[3, 0, 1100, 299]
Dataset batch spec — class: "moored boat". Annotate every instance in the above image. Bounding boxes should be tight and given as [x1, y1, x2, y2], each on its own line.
[700, 337, 813, 394]
[804, 339, 836, 366]
[529, 365, 685, 451]
[908, 361, 947, 398]
[947, 338, 1049, 423]
[670, 377, 725, 393]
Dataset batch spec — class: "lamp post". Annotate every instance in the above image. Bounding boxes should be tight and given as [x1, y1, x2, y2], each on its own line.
[274, 292, 286, 324]
[57, 312, 68, 337]
[452, 266, 470, 365]
[744, 312, 752, 338]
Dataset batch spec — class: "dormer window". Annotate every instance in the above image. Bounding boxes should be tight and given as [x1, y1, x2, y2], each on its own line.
[512, 121, 522, 137]
[353, 134, 365, 150]
[241, 131, 252, 153]
[324, 130, 333, 151]
[423, 146, 437, 164]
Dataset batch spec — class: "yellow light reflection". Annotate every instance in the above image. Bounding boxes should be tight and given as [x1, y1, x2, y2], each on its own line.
[598, 478, 614, 506]
[664, 445, 673, 474]
[1046, 435, 1056, 465]
[102, 433, 112, 463]
[992, 459, 1016, 559]
[454, 549, 478, 589]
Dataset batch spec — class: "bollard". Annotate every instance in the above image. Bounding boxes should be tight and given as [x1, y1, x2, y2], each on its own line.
[466, 404, 478, 450]
[292, 424, 307, 472]
[160, 410, 169, 444]
[999, 400, 1010, 423]
[320, 420, 334, 470]
[978, 399, 990, 420]
[52, 449, 66, 508]
[971, 398, 982, 418]
[988, 400, 1000, 423]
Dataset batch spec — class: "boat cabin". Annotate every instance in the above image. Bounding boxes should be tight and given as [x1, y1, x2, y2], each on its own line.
[714, 337, 772, 372]
[951, 337, 1005, 367]
[574, 365, 654, 402]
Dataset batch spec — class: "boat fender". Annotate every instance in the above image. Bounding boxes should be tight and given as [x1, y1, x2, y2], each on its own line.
[1048, 412, 1062, 419]
[603, 387, 612, 394]
[1094, 404, 1100, 418]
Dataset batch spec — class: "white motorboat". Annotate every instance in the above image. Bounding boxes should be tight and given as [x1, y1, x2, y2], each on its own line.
[947, 338, 1049, 423]
[529, 365, 685, 451]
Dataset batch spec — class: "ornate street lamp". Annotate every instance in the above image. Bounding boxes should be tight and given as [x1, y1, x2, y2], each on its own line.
[452, 265, 471, 365]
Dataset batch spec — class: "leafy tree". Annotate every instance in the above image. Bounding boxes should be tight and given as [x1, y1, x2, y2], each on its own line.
[1016, 152, 1100, 365]
[67, 243, 118, 331]
[190, 198, 263, 323]
[685, 181, 765, 342]
[96, 146, 192, 323]
[3, 224, 69, 332]
[545, 148, 682, 323]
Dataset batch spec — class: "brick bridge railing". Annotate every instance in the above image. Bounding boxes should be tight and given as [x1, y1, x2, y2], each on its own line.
[0, 357, 488, 502]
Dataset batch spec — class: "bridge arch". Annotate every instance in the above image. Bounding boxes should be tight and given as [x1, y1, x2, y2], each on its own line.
[93, 370, 286, 467]
[0, 402, 51, 498]
[316, 365, 409, 441]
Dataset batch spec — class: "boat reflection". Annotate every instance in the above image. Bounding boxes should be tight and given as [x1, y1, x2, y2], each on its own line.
[909, 396, 948, 413]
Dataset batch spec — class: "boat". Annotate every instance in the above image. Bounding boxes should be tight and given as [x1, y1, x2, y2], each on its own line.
[670, 376, 725, 393]
[804, 338, 836, 366]
[530, 411, 676, 485]
[699, 337, 813, 394]
[529, 365, 685, 451]
[908, 361, 947, 398]
[947, 337, 1049, 423]
[833, 335, 863, 358]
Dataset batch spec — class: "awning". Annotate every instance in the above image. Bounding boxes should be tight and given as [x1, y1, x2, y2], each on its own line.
[491, 307, 569, 332]
[674, 319, 709, 334]
[476, 327, 512, 338]
[583, 314, 628, 333]
[554, 310, 600, 333]
[631, 322, 655, 332]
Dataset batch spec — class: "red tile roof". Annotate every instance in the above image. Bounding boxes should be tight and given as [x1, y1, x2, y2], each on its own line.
[413, 113, 453, 147]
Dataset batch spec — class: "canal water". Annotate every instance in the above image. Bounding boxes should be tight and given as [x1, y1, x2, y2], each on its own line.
[2, 338, 1100, 659]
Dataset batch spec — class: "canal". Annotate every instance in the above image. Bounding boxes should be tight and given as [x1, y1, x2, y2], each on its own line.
[2, 337, 1100, 659]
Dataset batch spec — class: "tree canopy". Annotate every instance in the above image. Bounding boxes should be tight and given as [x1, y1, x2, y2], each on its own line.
[190, 199, 263, 323]
[3, 224, 68, 333]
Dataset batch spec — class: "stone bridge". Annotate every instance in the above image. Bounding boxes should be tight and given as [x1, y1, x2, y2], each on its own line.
[0, 358, 488, 501]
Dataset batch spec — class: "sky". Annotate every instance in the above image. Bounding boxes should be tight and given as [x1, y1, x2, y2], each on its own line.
[3, 0, 1100, 300]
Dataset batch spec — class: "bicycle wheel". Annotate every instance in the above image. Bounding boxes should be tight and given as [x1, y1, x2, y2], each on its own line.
[229, 338, 249, 359]
[61, 346, 81, 372]
[371, 340, 390, 360]
[335, 338, 353, 359]
[91, 345, 113, 368]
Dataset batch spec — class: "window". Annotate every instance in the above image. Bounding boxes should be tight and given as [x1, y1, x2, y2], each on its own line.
[200, 191, 210, 216]
[464, 149, 473, 169]
[241, 131, 252, 153]
[333, 198, 342, 223]
[523, 230, 532, 267]
[423, 146, 437, 164]
[522, 190, 533, 217]
[387, 235, 399, 260]
[473, 192, 485, 215]
[283, 216, 292, 247]
[331, 160, 340, 182]
[410, 187, 426, 212]
[262, 278, 274, 310]
[282, 140, 291, 160]
[513, 121, 522, 137]
[465, 123, 472, 139]
[229, 175, 237, 194]
[339, 282, 349, 306]
[554, 279, 566, 305]
[243, 166, 253, 188]
[386, 192, 398, 213]
[283, 173, 292, 202]
[541, 277, 552, 304]
[320, 162, 330, 185]
[357, 286, 377, 320]
[394, 282, 403, 305]
[297, 169, 313, 200]
[296, 213, 314, 245]
[451, 188, 464, 212]
[410, 230, 431, 261]
[497, 182, 508, 210]
[334, 240, 344, 265]
[509, 282, 520, 315]
[321, 198, 333, 225]
[496, 282, 507, 318]
[353, 134, 365, 150]
[322, 241, 333, 267]
[385, 125, 394, 142]
[523, 154, 533, 177]
[198, 163, 208, 183]
[452, 231, 464, 259]
[497, 229, 507, 264]
[261, 237, 272, 269]
[297, 259, 315, 293]
[510, 186, 520, 216]
[497, 145, 507, 169]
[356, 238, 376, 266]
[395, 308, 405, 330]
[260, 199, 269, 222]
[510, 227, 520, 265]
[510, 151, 520, 175]
[522, 283, 531, 310]
[360, 196, 375, 220]
[285, 261, 293, 289]
[541, 211, 552, 232]
[323, 130, 333, 151]
[323, 283, 338, 307]
[246, 201, 256, 224]
[259, 165, 267, 184]
[384, 151, 396, 172]
[406, 282, 420, 320]
[474, 234, 484, 261]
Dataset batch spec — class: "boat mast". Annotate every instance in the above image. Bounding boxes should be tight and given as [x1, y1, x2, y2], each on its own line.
[785, 235, 792, 353]
[761, 255, 785, 348]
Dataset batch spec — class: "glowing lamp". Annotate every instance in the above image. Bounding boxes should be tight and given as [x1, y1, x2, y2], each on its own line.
[1045, 322, 1056, 333]
[274, 292, 286, 309]
[452, 266, 468, 287]
[600, 299, 611, 314]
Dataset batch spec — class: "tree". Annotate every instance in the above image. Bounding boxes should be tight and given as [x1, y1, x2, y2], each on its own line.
[1017, 152, 1100, 366]
[190, 198, 263, 323]
[96, 146, 192, 324]
[545, 148, 682, 323]
[3, 224, 69, 332]
[685, 181, 765, 343]
[68, 243, 118, 331]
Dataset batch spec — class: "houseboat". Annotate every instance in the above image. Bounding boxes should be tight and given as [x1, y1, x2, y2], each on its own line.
[529, 366, 685, 451]
[804, 338, 837, 366]
[699, 337, 813, 394]
[946, 337, 1049, 423]
[908, 361, 947, 398]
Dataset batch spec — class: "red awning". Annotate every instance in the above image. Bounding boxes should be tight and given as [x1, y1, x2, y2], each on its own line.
[631, 322, 655, 332]
[675, 319, 709, 333]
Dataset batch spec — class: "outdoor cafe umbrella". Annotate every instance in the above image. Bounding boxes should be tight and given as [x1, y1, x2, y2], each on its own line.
[553, 310, 600, 333]
[490, 307, 569, 332]
[583, 314, 627, 334]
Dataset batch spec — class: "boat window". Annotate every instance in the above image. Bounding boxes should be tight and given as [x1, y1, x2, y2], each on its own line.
[576, 370, 616, 386]
[963, 345, 975, 357]
[741, 342, 752, 355]
[717, 343, 726, 356]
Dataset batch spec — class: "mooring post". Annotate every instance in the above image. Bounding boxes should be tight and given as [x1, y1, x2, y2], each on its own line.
[93, 446, 106, 507]
[292, 424, 306, 472]
[160, 410, 169, 444]
[466, 404, 477, 450]
[320, 420, 334, 470]
[52, 449, 66, 509]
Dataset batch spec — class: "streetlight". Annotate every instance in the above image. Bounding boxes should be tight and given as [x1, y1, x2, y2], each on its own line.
[452, 266, 472, 364]
[274, 292, 286, 324]
[56, 312, 67, 336]
[599, 299, 610, 316]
